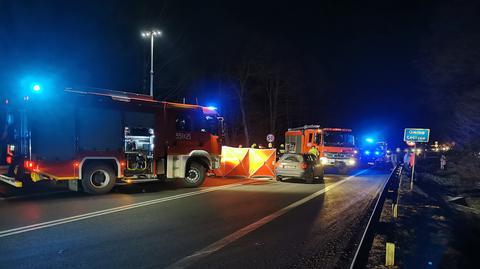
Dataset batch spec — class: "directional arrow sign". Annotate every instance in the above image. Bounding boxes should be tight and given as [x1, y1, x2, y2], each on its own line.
[404, 128, 430, 143]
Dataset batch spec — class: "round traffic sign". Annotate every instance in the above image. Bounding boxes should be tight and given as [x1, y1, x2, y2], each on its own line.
[266, 134, 275, 143]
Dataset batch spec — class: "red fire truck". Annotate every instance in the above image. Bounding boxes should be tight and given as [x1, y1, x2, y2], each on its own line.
[0, 88, 223, 194]
[285, 125, 357, 174]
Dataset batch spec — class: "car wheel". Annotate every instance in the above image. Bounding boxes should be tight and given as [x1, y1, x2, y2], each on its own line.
[276, 176, 283, 182]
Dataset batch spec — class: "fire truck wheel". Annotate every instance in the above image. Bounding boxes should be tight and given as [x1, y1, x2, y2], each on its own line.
[338, 166, 349, 175]
[316, 168, 325, 182]
[183, 162, 206, 187]
[81, 165, 116, 194]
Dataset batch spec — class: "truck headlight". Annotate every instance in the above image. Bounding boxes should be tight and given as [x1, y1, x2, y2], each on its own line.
[347, 159, 356, 166]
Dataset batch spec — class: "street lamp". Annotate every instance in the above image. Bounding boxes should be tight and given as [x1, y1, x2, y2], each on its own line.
[141, 29, 162, 97]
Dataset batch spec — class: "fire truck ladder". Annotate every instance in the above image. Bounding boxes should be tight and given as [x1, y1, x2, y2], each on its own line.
[288, 125, 321, 131]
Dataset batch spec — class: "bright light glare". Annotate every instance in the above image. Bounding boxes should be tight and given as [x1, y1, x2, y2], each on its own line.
[32, 84, 41, 91]
[365, 138, 374, 143]
[207, 106, 218, 110]
[375, 151, 380, 155]
[347, 159, 356, 166]
[141, 30, 162, 38]
[365, 150, 370, 155]
[320, 157, 329, 165]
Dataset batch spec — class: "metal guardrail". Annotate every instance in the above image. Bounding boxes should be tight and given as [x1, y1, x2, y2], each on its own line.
[349, 164, 403, 269]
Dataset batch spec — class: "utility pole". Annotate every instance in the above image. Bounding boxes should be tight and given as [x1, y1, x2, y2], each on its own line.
[410, 144, 416, 191]
[141, 29, 162, 97]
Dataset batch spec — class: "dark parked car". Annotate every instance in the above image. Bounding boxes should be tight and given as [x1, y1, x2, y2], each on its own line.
[275, 153, 324, 183]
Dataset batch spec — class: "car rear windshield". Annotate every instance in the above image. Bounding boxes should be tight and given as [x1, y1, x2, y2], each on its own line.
[280, 154, 302, 162]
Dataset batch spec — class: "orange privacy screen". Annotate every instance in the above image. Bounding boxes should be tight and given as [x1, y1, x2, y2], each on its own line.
[214, 146, 276, 178]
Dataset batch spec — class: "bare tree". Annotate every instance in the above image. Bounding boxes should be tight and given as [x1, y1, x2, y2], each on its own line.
[233, 59, 253, 146]
[453, 88, 480, 150]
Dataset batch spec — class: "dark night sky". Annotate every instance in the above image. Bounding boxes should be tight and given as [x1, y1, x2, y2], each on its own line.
[1, 0, 442, 146]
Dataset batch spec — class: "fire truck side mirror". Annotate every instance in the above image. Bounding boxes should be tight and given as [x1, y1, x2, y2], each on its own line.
[218, 117, 225, 140]
[314, 133, 321, 144]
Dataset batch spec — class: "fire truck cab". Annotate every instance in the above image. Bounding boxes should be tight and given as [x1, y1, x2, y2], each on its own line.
[0, 88, 223, 194]
[285, 125, 357, 174]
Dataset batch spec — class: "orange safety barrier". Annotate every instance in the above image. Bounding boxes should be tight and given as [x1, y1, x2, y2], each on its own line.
[249, 148, 276, 178]
[214, 146, 276, 178]
[214, 146, 250, 177]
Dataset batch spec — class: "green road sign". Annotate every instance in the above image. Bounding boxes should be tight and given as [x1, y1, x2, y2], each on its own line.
[404, 128, 430, 143]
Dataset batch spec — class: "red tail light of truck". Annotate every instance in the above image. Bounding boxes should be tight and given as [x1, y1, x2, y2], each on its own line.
[23, 160, 39, 172]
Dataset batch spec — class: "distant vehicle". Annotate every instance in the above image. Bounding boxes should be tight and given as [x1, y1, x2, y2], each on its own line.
[0, 88, 224, 194]
[275, 153, 324, 184]
[284, 125, 357, 174]
[360, 141, 389, 166]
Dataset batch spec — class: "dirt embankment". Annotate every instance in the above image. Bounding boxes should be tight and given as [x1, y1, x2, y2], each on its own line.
[395, 154, 480, 269]
[366, 153, 480, 269]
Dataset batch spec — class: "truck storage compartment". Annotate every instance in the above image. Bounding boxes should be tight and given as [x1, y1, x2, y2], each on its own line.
[77, 107, 123, 151]
[30, 105, 76, 161]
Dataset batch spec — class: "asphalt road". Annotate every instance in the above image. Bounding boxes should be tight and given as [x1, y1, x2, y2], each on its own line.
[0, 169, 389, 269]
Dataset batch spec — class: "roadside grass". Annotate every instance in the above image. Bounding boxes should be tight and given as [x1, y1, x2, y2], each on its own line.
[417, 151, 480, 210]
[392, 152, 480, 268]
[366, 152, 480, 269]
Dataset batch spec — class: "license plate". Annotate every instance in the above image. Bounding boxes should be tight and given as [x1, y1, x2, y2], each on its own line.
[283, 165, 295, 169]
[31, 172, 41, 182]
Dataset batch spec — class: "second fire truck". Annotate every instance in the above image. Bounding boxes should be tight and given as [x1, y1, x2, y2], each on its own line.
[285, 125, 358, 174]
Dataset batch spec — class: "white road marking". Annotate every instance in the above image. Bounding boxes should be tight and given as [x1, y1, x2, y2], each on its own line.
[349, 167, 399, 269]
[167, 169, 369, 269]
[0, 182, 251, 238]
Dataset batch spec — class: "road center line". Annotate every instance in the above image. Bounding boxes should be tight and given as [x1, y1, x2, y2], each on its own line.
[0, 181, 252, 238]
[167, 169, 369, 269]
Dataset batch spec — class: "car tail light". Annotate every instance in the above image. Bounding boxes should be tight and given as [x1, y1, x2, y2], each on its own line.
[300, 162, 308, 169]
[6, 156, 12, 164]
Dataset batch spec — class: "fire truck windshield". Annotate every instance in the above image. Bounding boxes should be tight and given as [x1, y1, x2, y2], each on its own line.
[203, 115, 220, 136]
[323, 131, 355, 147]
